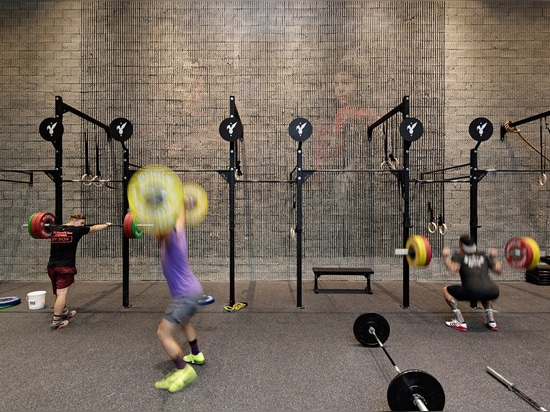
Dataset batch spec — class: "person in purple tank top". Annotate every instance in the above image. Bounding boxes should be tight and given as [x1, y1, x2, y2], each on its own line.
[153, 205, 206, 393]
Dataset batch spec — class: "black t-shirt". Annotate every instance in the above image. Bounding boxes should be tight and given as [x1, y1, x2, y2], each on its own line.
[47, 225, 91, 268]
[452, 251, 498, 293]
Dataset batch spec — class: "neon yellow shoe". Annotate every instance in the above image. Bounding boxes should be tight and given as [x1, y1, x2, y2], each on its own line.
[154, 369, 179, 390]
[183, 352, 205, 365]
[168, 365, 198, 393]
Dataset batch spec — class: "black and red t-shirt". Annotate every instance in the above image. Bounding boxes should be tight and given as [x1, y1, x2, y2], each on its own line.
[47, 225, 91, 268]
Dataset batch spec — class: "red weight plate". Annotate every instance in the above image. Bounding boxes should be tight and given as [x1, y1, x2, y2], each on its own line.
[123, 212, 136, 239]
[504, 237, 533, 269]
[420, 235, 432, 266]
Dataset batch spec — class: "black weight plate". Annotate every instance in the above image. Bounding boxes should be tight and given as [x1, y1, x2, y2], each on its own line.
[387, 369, 445, 411]
[39, 117, 64, 142]
[469, 117, 493, 142]
[109, 118, 133, 142]
[288, 117, 313, 142]
[353, 312, 390, 347]
[219, 118, 243, 142]
[0, 296, 21, 308]
[399, 117, 423, 142]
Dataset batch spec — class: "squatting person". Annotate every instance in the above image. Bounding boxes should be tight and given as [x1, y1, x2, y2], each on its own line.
[441, 234, 503, 332]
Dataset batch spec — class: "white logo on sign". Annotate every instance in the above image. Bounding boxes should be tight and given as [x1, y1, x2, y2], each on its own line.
[46, 122, 57, 136]
[296, 122, 307, 136]
[477, 122, 487, 136]
[226, 122, 237, 135]
[116, 122, 127, 136]
[406, 121, 418, 136]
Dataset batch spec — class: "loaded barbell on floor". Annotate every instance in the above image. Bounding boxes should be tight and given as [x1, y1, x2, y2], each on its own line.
[396, 234, 540, 270]
[353, 313, 446, 411]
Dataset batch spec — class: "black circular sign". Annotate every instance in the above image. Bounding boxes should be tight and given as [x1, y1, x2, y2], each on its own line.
[219, 118, 243, 142]
[39, 117, 64, 142]
[109, 118, 133, 142]
[399, 117, 423, 142]
[288, 117, 313, 142]
[469, 117, 493, 142]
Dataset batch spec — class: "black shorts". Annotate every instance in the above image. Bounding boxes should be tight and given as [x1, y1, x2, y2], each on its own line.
[447, 285, 499, 302]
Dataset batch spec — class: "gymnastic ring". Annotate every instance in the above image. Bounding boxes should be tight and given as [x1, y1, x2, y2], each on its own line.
[92, 176, 105, 187]
[127, 165, 184, 235]
[539, 173, 547, 186]
[427, 221, 437, 234]
[81, 173, 94, 187]
[438, 223, 448, 235]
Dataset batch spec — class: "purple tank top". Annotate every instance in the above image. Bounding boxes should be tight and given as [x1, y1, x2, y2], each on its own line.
[160, 228, 203, 298]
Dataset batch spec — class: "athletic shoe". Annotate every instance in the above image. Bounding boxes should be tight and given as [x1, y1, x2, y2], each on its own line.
[485, 321, 498, 331]
[155, 369, 179, 390]
[50, 320, 69, 330]
[445, 319, 467, 332]
[168, 365, 198, 393]
[61, 310, 76, 320]
[183, 352, 205, 365]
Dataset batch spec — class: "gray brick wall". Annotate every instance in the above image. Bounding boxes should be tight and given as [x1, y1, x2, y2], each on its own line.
[0, 1, 548, 285]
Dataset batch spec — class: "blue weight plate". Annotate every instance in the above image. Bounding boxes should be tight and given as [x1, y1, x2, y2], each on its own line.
[0, 296, 21, 308]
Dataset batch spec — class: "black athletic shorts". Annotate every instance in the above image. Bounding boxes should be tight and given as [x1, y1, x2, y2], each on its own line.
[447, 285, 499, 302]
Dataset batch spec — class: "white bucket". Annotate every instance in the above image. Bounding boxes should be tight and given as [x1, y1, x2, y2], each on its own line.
[26, 291, 46, 310]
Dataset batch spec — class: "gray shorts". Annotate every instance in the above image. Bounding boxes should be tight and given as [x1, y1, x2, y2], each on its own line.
[164, 296, 198, 324]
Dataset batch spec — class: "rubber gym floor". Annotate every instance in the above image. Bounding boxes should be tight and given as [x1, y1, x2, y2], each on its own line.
[0, 279, 548, 411]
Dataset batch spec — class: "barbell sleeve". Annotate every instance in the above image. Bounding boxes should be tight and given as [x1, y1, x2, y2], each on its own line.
[412, 394, 429, 412]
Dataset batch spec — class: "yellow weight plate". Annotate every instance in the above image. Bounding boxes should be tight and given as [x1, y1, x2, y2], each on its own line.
[522, 237, 540, 271]
[406, 235, 427, 267]
[127, 165, 184, 235]
[183, 182, 209, 227]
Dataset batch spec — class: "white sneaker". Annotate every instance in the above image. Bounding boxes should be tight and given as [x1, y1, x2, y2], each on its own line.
[445, 319, 467, 332]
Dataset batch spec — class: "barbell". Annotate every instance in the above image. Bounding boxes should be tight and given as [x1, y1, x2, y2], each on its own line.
[353, 313, 445, 411]
[23, 212, 152, 240]
[23, 179, 208, 240]
[396, 234, 540, 270]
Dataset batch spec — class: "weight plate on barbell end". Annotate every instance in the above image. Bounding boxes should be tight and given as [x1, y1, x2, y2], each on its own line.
[39, 117, 64, 142]
[399, 117, 423, 142]
[197, 294, 215, 306]
[30, 212, 55, 239]
[109, 118, 133, 142]
[504, 237, 538, 269]
[405, 235, 431, 267]
[123, 212, 143, 239]
[353, 312, 390, 347]
[421, 235, 432, 266]
[522, 237, 540, 271]
[183, 182, 209, 227]
[387, 369, 445, 412]
[469, 117, 493, 142]
[127, 165, 184, 235]
[27, 213, 37, 238]
[288, 117, 313, 142]
[219, 117, 243, 142]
